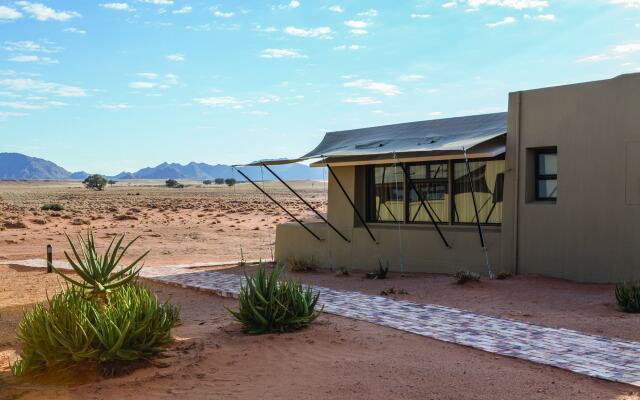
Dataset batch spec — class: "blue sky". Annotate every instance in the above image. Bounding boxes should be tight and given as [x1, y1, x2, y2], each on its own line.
[1, 0, 639, 174]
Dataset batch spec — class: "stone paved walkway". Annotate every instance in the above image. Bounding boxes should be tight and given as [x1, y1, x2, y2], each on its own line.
[4, 259, 640, 387]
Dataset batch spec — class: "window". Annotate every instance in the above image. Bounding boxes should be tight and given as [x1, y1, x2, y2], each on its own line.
[407, 162, 449, 223]
[535, 149, 557, 201]
[367, 165, 404, 222]
[365, 157, 505, 225]
[452, 159, 505, 224]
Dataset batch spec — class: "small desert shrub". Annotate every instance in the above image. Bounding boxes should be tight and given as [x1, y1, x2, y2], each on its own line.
[380, 287, 408, 296]
[165, 179, 183, 188]
[224, 178, 236, 187]
[214, 178, 224, 185]
[12, 283, 179, 376]
[203, 180, 212, 185]
[496, 271, 512, 280]
[615, 281, 640, 313]
[454, 270, 481, 285]
[366, 259, 389, 280]
[286, 256, 318, 272]
[41, 203, 64, 211]
[228, 264, 322, 334]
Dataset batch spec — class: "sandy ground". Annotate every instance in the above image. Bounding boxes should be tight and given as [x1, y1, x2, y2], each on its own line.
[1, 266, 639, 400]
[2, 181, 640, 398]
[0, 180, 326, 264]
[218, 264, 640, 343]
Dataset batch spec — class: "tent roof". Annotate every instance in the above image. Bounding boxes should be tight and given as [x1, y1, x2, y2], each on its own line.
[244, 112, 508, 166]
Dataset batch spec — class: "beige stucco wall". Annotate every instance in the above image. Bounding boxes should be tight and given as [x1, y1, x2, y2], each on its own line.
[275, 165, 505, 275]
[502, 73, 640, 282]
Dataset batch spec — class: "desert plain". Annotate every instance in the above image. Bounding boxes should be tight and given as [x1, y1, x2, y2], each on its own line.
[1, 180, 639, 399]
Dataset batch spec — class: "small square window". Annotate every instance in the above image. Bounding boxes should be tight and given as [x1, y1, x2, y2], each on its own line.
[535, 149, 557, 201]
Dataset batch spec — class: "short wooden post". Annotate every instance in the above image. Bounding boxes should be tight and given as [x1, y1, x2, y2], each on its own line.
[47, 244, 53, 273]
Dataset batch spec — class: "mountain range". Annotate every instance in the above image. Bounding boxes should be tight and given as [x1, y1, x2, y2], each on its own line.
[0, 153, 325, 181]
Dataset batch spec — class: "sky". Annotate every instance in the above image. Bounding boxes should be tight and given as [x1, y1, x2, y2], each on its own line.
[0, 0, 639, 175]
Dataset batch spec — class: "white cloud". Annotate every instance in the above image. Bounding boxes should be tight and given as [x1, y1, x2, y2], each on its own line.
[525, 13, 555, 21]
[442, 1, 457, 8]
[173, 5, 192, 14]
[467, 0, 548, 10]
[576, 54, 609, 63]
[4, 40, 60, 53]
[212, 8, 234, 18]
[486, 16, 516, 27]
[328, 5, 344, 13]
[358, 9, 378, 17]
[138, 0, 174, 4]
[343, 96, 381, 105]
[0, 78, 87, 97]
[16, 1, 81, 21]
[97, 103, 129, 110]
[138, 72, 158, 79]
[344, 79, 402, 96]
[8, 55, 59, 64]
[194, 96, 244, 108]
[129, 81, 157, 89]
[609, 0, 640, 7]
[430, 111, 443, 116]
[260, 48, 306, 59]
[100, 3, 132, 11]
[613, 43, 640, 54]
[399, 74, 424, 81]
[284, 26, 333, 38]
[345, 20, 368, 29]
[165, 53, 185, 61]
[334, 44, 365, 50]
[0, 6, 22, 20]
[0, 100, 66, 110]
[63, 27, 86, 34]
[345, 20, 369, 34]
[411, 13, 431, 19]
[256, 25, 278, 33]
[289, 1, 300, 8]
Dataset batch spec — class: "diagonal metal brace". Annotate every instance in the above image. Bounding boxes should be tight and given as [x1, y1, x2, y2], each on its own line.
[233, 167, 322, 242]
[326, 164, 377, 244]
[262, 164, 351, 243]
[399, 163, 451, 249]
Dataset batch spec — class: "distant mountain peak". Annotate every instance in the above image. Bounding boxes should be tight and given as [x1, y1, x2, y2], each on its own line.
[0, 152, 325, 181]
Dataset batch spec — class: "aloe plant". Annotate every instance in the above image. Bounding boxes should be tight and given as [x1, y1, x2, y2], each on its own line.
[615, 281, 640, 313]
[228, 264, 322, 334]
[51, 230, 148, 302]
[12, 283, 179, 376]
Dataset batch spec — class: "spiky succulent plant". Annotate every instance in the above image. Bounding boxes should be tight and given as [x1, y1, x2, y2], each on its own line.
[51, 230, 148, 301]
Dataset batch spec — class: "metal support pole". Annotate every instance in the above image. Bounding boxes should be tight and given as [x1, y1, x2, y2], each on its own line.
[399, 164, 451, 249]
[46, 244, 53, 273]
[326, 163, 378, 244]
[233, 167, 322, 242]
[462, 148, 494, 278]
[262, 164, 350, 243]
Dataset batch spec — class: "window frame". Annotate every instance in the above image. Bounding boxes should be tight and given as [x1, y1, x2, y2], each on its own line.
[364, 155, 505, 226]
[450, 156, 505, 226]
[534, 148, 558, 202]
[405, 161, 450, 225]
[365, 164, 406, 224]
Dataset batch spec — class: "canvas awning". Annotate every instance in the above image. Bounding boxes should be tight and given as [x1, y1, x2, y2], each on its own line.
[243, 112, 507, 167]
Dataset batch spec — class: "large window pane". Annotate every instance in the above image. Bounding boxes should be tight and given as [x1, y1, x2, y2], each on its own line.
[408, 163, 449, 223]
[537, 153, 557, 175]
[537, 179, 557, 199]
[370, 165, 404, 222]
[453, 159, 505, 224]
